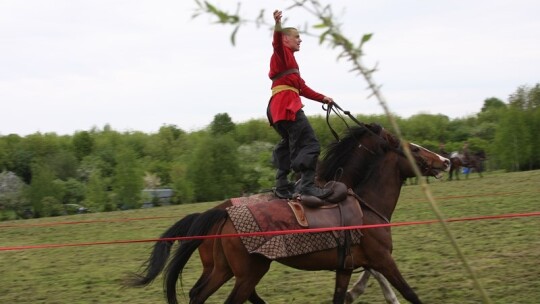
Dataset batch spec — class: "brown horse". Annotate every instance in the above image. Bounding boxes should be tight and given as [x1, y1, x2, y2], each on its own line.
[157, 124, 449, 304]
[126, 123, 400, 303]
[125, 124, 442, 304]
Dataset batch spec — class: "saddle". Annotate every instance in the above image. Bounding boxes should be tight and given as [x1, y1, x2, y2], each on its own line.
[288, 181, 363, 229]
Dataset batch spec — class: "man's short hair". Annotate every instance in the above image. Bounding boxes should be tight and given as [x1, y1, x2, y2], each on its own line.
[282, 27, 298, 36]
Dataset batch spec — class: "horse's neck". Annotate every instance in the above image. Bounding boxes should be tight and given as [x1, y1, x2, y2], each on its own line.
[355, 167, 403, 221]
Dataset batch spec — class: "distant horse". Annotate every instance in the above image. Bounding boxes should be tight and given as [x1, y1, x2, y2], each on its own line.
[448, 150, 486, 180]
[155, 124, 449, 304]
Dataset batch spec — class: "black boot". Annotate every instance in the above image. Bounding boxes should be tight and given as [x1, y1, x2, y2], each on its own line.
[274, 170, 294, 199]
[298, 169, 332, 199]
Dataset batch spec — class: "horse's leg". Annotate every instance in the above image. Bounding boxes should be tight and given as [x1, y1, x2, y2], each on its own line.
[370, 269, 400, 304]
[224, 256, 270, 304]
[221, 221, 271, 304]
[248, 292, 266, 304]
[345, 270, 371, 303]
[189, 236, 234, 304]
[189, 222, 266, 304]
[189, 238, 215, 298]
[476, 162, 484, 178]
[372, 256, 421, 304]
[333, 268, 353, 304]
[361, 228, 421, 304]
[346, 269, 400, 304]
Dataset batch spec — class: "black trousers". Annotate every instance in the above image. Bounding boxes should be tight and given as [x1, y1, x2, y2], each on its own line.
[271, 110, 320, 174]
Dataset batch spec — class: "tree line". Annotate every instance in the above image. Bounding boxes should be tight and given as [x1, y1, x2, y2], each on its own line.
[0, 84, 538, 220]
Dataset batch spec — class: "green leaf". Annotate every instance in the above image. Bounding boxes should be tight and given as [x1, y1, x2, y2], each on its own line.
[230, 25, 240, 46]
[319, 29, 330, 45]
[313, 23, 327, 29]
[205, 2, 219, 14]
[361, 33, 373, 44]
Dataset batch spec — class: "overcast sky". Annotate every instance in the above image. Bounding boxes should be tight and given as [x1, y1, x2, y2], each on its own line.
[1, 0, 539, 136]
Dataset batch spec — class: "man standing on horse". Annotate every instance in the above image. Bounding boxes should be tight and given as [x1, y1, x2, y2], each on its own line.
[267, 9, 334, 199]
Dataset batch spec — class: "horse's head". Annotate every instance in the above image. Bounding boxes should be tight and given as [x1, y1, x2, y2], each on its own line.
[318, 122, 451, 221]
[408, 143, 451, 178]
[374, 126, 450, 179]
[318, 122, 450, 187]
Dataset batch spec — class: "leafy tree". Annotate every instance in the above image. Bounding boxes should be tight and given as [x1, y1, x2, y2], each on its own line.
[72, 131, 94, 160]
[46, 150, 79, 181]
[170, 163, 194, 204]
[77, 155, 108, 182]
[210, 113, 236, 135]
[112, 147, 143, 209]
[92, 128, 122, 177]
[59, 178, 86, 204]
[234, 118, 278, 144]
[26, 164, 63, 218]
[41, 196, 64, 217]
[480, 97, 506, 113]
[509, 85, 538, 110]
[188, 134, 242, 201]
[494, 107, 532, 171]
[475, 98, 505, 143]
[446, 118, 472, 143]
[401, 114, 451, 143]
[123, 131, 150, 159]
[237, 141, 275, 193]
[1, 134, 33, 183]
[142, 125, 188, 185]
[84, 169, 111, 212]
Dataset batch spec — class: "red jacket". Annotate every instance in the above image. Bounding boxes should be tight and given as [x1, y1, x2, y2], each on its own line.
[268, 30, 325, 124]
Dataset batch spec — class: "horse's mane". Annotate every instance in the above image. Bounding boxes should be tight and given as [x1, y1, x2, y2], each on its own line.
[318, 123, 383, 184]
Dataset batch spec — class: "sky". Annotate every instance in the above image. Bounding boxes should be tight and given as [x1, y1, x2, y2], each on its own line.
[1, 0, 539, 136]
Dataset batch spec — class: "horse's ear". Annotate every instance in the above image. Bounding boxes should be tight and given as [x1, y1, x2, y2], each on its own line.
[368, 123, 383, 135]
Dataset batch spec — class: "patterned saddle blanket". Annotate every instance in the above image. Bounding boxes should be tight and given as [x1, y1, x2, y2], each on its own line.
[227, 183, 363, 259]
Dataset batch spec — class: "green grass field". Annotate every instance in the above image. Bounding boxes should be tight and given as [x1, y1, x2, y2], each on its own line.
[1, 170, 539, 304]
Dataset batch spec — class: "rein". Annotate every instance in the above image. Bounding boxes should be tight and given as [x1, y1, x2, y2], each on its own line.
[324, 102, 367, 142]
[323, 102, 392, 153]
[351, 192, 390, 224]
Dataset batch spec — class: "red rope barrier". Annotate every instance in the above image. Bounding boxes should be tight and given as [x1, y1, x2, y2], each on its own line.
[0, 215, 179, 228]
[0, 211, 538, 251]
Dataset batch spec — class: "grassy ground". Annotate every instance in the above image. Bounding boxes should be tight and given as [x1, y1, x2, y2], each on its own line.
[0, 170, 538, 304]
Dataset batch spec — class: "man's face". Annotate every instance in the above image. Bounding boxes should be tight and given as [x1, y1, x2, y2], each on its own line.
[284, 30, 302, 52]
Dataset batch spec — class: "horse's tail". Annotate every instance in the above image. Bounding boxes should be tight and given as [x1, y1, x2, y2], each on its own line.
[164, 208, 228, 304]
[124, 212, 201, 287]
